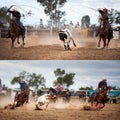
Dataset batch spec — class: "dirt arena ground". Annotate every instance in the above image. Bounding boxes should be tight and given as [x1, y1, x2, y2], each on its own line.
[0, 32, 120, 60]
[0, 97, 120, 120]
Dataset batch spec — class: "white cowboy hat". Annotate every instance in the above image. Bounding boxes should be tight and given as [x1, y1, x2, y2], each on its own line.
[102, 77, 107, 81]
[12, 7, 18, 11]
[22, 79, 27, 83]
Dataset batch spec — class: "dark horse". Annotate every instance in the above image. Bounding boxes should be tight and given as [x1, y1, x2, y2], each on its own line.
[97, 16, 112, 49]
[12, 86, 30, 108]
[48, 87, 69, 102]
[9, 17, 25, 48]
[89, 87, 110, 110]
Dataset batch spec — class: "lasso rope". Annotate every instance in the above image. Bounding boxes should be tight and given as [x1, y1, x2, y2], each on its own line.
[11, 5, 44, 20]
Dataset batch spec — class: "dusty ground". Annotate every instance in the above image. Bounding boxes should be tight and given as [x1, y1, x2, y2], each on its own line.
[0, 32, 120, 60]
[0, 97, 120, 120]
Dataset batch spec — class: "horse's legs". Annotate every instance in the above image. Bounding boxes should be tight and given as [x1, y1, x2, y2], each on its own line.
[17, 36, 20, 44]
[97, 37, 101, 47]
[106, 39, 110, 48]
[22, 36, 25, 46]
[11, 37, 16, 48]
[91, 98, 94, 106]
[102, 38, 106, 49]
[12, 92, 18, 108]
[100, 102, 105, 109]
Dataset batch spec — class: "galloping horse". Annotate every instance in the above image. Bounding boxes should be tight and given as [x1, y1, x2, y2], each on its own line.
[12, 86, 30, 108]
[97, 16, 112, 49]
[9, 17, 25, 48]
[48, 87, 69, 102]
[89, 87, 110, 110]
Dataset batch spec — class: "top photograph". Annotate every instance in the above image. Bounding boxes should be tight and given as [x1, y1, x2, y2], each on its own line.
[0, 0, 120, 60]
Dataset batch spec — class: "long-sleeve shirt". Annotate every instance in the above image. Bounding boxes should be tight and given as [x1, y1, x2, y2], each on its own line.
[7, 8, 21, 21]
[98, 81, 107, 90]
[98, 9, 108, 21]
[18, 80, 27, 92]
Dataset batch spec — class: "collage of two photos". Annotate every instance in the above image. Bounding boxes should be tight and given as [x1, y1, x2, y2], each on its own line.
[0, 0, 120, 120]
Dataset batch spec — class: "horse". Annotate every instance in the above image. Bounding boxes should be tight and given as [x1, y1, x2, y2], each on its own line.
[97, 16, 112, 49]
[48, 87, 70, 103]
[58, 28, 76, 50]
[12, 86, 30, 108]
[79, 91, 86, 102]
[9, 17, 25, 48]
[89, 87, 111, 110]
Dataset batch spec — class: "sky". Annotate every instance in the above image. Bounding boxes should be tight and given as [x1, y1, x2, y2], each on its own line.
[0, 0, 120, 26]
[0, 60, 120, 90]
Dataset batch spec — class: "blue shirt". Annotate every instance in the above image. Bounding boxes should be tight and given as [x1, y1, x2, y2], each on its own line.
[19, 80, 27, 92]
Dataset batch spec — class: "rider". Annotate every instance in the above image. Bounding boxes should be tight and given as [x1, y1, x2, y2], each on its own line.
[96, 8, 113, 38]
[18, 79, 28, 93]
[17, 79, 29, 102]
[7, 5, 25, 38]
[57, 83, 63, 94]
[94, 78, 107, 100]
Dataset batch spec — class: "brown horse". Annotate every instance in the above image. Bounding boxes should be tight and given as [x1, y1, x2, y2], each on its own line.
[12, 86, 30, 108]
[9, 17, 25, 48]
[89, 87, 110, 110]
[97, 16, 112, 49]
[48, 87, 69, 102]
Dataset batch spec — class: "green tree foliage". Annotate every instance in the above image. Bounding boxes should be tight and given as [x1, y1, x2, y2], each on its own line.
[81, 15, 90, 28]
[54, 68, 65, 76]
[0, 6, 10, 27]
[108, 9, 120, 24]
[11, 70, 29, 85]
[37, 0, 67, 27]
[53, 68, 75, 88]
[28, 73, 46, 89]
[11, 70, 46, 90]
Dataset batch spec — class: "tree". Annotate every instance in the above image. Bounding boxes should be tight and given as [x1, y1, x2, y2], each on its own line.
[53, 68, 75, 88]
[11, 70, 29, 85]
[108, 9, 120, 24]
[28, 73, 46, 89]
[11, 70, 46, 90]
[37, 0, 67, 28]
[81, 15, 90, 28]
[79, 86, 93, 90]
[0, 6, 10, 28]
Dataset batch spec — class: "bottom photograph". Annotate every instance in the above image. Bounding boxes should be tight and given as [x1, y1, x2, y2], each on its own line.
[0, 60, 120, 120]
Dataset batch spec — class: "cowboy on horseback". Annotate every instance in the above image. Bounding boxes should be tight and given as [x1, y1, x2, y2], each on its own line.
[7, 5, 25, 38]
[16, 79, 29, 102]
[94, 78, 107, 100]
[96, 8, 113, 38]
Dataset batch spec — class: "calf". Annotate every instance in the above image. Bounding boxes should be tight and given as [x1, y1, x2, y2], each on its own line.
[58, 28, 76, 50]
[35, 93, 56, 110]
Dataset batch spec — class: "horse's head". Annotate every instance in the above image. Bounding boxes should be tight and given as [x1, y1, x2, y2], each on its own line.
[9, 17, 17, 26]
[101, 86, 111, 96]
